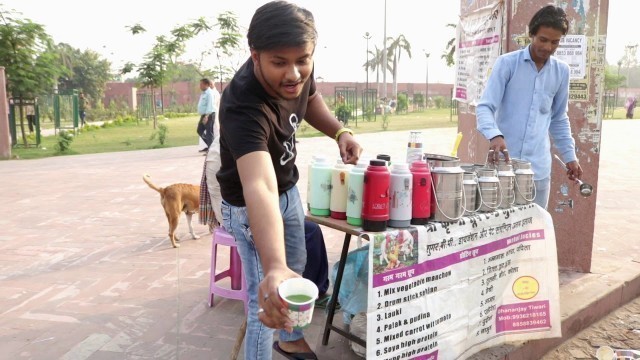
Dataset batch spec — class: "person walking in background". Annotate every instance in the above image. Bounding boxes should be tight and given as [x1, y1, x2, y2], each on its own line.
[198, 81, 221, 153]
[78, 92, 88, 127]
[625, 96, 637, 119]
[216, 1, 362, 358]
[476, 4, 583, 209]
[197, 78, 216, 153]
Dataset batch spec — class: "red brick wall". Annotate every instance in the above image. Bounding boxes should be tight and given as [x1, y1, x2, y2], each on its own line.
[103, 81, 454, 110]
[137, 81, 201, 109]
[315, 82, 454, 100]
[103, 82, 136, 109]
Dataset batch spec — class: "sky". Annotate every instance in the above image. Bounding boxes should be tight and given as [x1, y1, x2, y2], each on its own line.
[1, 0, 638, 84]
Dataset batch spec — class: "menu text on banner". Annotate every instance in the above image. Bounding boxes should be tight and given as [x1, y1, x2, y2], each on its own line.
[366, 205, 561, 360]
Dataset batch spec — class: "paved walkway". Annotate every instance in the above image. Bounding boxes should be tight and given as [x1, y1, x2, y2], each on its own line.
[0, 122, 638, 359]
[542, 296, 640, 359]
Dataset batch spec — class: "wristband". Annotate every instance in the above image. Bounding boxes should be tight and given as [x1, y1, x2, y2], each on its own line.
[334, 127, 354, 142]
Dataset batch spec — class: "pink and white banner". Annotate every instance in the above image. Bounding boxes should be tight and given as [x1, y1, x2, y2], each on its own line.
[367, 205, 561, 360]
[454, 1, 504, 105]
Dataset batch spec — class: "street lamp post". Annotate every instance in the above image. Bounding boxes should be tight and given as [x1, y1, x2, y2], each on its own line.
[625, 44, 638, 88]
[382, 0, 387, 100]
[617, 60, 622, 108]
[364, 32, 371, 90]
[424, 51, 430, 108]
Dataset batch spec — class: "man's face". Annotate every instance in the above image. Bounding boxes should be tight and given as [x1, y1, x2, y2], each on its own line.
[251, 42, 314, 100]
[529, 26, 563, 64]
[199, 81, 208, 91]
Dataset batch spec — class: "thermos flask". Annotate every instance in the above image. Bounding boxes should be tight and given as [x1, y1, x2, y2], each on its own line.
[388, 162, 413, 228]
[410, 160, 432, 225]
[377, 154, 391, 167]
[362, 159, 390, 232]
[306, 155, 320, 211]
[346, 160, 368, 226]
[309, 156, 332, 216]
[330, 159, 350, 220]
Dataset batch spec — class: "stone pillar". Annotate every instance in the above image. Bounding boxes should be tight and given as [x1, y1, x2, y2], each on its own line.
[456, 0, 609, 272]
[0, 67, 10, 160]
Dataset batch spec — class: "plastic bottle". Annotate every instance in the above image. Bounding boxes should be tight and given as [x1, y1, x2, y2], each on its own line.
[330, 159, 350, 220]
[410, 160, 432, 225]
[388, 162, 413, 228]
[362, 159, 390, 232]
[406, 131, 424, 164]
[346, 160, 368, 226]
[309, 156, 332, 216]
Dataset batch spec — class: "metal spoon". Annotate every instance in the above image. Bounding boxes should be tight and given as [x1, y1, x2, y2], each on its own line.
[553, 155, 593, 197]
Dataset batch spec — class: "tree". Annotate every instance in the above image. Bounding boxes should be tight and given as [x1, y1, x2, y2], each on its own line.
[442, 23, 457, 67]
[214, 11, 242, 88]
[0, 6, 63, 145]
[193, 11, 243, 89]
[55, 43, 112, 107]
[620, 45, 639, 88]
[364, 45, 387, 96]
[386, 34, 412, 98]
[604, 66, 625, 92]
[166, 62, 202, 83]
[123, 18, 212, 128]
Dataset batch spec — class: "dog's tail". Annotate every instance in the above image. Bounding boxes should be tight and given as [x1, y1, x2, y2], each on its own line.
[142, 174, 163, 194]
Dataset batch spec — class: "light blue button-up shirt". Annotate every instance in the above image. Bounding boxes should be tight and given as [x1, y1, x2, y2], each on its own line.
[476, 45, 577, 180]
[198, 87, 215, 115]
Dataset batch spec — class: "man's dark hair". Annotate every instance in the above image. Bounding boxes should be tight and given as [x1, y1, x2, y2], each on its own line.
[247, 1, 317, 51]
[529, 5, 569, 36]
[200, 78, 211, 86]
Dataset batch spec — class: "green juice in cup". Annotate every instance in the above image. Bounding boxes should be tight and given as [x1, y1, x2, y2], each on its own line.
[278, 278, 319, 329]
[285, 294, 313, 303]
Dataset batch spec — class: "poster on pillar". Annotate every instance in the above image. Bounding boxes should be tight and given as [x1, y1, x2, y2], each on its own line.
[366, 205, 561, 360]
[453, 1, 503, 105]
[555, 35, 587, 79]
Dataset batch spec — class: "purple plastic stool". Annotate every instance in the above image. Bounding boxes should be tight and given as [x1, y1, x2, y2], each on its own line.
[209, 227, 248, 314]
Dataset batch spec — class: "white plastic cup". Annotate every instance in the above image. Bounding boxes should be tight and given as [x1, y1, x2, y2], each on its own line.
[278, 278, 319, 330]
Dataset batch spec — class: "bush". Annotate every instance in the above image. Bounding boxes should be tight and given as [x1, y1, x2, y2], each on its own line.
[163, 111, 197, 119]
[55, 130, 74, 153]
[150, 123, 169, 146]
[397, 93, 409, 113]
[433, 96, 447, 109]
[89, 100, 134, 122]
[335, 103, 352, 124]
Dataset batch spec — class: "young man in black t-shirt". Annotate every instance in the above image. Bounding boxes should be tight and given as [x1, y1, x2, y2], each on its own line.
[216, 2, 362, 359]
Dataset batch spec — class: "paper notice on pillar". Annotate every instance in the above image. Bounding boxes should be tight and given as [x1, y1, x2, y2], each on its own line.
[555, 35, 587, 80]
[366, 205, 561, 360]
[453, 1, 503, 105]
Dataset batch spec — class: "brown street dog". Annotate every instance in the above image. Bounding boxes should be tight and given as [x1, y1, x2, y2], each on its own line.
[143, 174, 201, 248]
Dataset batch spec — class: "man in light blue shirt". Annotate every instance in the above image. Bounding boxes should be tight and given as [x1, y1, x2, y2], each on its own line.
[476, 5, 583, 209]
[197, 78, 216, 152]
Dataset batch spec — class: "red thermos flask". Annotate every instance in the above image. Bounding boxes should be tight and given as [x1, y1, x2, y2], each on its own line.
[362, 159, 390, 232]
[410, 160, 432, 225]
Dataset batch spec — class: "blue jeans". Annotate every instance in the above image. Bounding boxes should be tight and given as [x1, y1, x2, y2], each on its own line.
[221, 186, 307, 360]
[534, 177, 551, 209]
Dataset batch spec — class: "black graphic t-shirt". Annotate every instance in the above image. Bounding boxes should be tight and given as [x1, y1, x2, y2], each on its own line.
[217, 58, 316, 206]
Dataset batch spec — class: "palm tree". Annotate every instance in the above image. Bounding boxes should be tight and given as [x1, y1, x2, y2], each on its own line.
[364, 45, 386, 95]
[386, 34, 412, 98]
[442, 23, 457, 67]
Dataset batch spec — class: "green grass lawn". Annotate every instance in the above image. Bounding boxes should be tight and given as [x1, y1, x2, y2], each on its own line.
[6, 105, 632, 161]
[298, 108, 458, 138]
[11, 116, 203, 160]
[9, 109, 459, 160]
